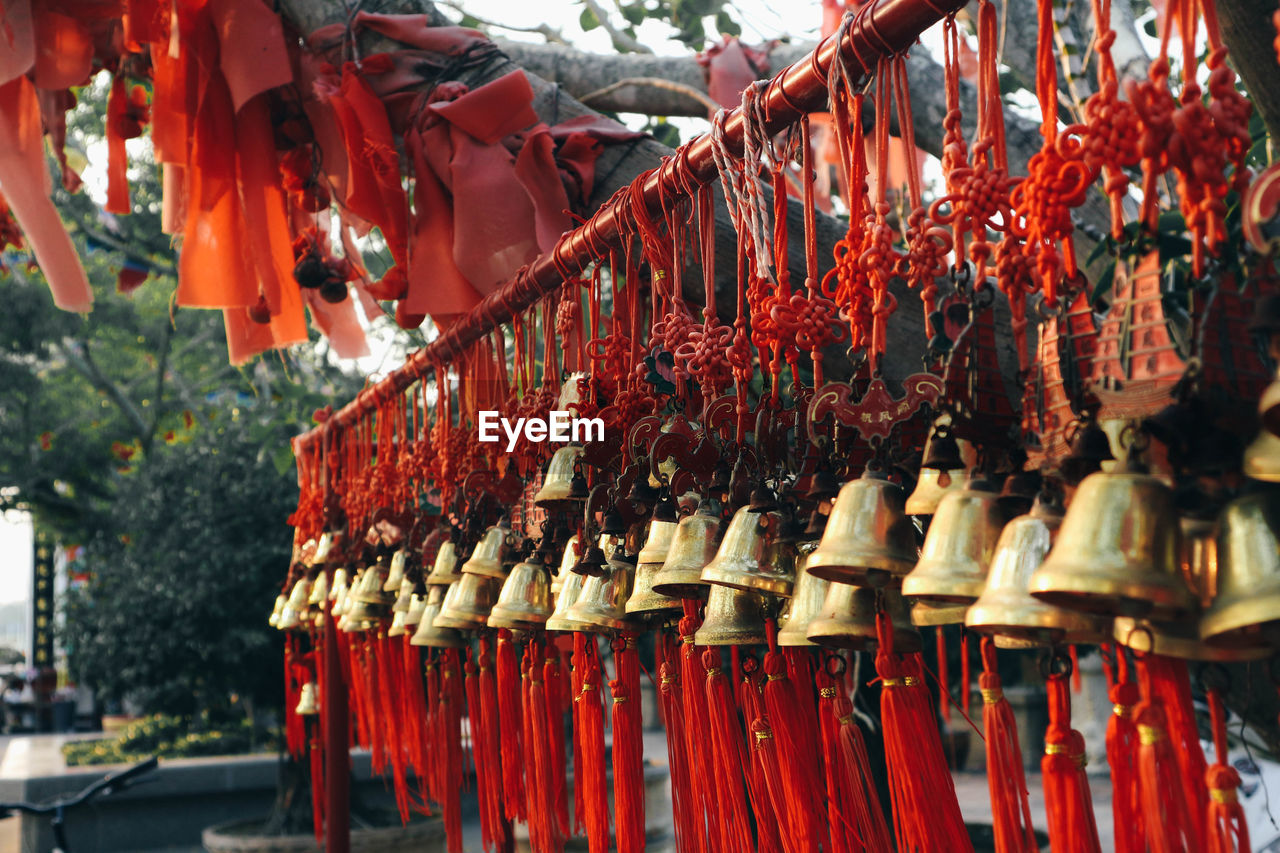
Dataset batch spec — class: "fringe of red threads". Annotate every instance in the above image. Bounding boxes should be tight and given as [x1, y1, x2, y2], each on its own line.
[376, 633, 412, 824]
[335, 627, 357, 750]
[816, 668, 891, 853]
[480, 640, 511, 850]
[401, 636, 433, 815]
[936, 627, 952, 724]
[439, 648, 464, 853]
[521, 645, 548, 852]
[1133, 655, 1196, 852]
[360, 636, 385, 773]
[1150, 655, 1209, 846]
[782, 647, 822, 760]
[613, 634, 645, 853]
[762, 631, 825, 852]
[874, 611, 973, 851]
[679, 600, 718, 851]
[1206, 688, 1250, 853]
[571, 632, 586, 837]
[702, 647, 754, 850]
[424, 653, 442, 806]
[978, 638, 1036, 853]
[284, 635, 304, 758]
[545, 644, 571, 840]
[496, 628, 527, 823]
[961, 630, 972, 719]
[466, 646, 505, 852]
[657, 636, 701, 853]
[576, 633, 610, 852]
[1042, 671, 1102, 853]
[739, 663, 783, 853]
[309, 720, 325, 843]
[1106, 650, 1143, 853]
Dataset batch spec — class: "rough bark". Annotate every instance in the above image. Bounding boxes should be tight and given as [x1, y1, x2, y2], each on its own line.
[1219, 0, 1280, 143]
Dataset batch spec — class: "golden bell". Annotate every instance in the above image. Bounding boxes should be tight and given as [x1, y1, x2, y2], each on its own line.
[307, 571, 329, 606]
[700, 508, 795, 596]
[910, 601, 968, 626]
[905, 466, 967, 516]
[545, 569, 589, 631]
[1200, 491, 1280, 648]
[693, 584, 767, 646]
[1116, 615, 1269, 662]
[340, 594, 382, 630]
[391, 579, 414, 613]
[404, 590, 428, 627]
[626, 519, 683, 617]
[295, 682, 319, 716]
[552, 535, 579, 597]
[332, 569, 353, 617]
[903, 482, 1005, 604]
[382, 549, 408, 592]
[426, 541, 463, 585]
[350, 558, 394, 605]
[1029, 466, 1193, 619]
[807, 470, 918, 586]
[651, 505, 722, 597]
[488, 560, 554, 630]
[777, 543, 828, 646]
[387, 609, 409, 637]
[566, 543, 637, 633]
[328, 568, 348, 601]
[268, 594, 285, 628]
[461, 526, 509, 579]
[435, 572, 500, 629]
[411, 586, 465, 648]
[966, 501, 1109, 646]
[806, 585, 920, 652]
[534, 445, 587, 510]
[311, 532, 334, 566]
[286, 575, 312, 612]
[1243, 429, 1280, 483]
[1180, 516, 1218, 609]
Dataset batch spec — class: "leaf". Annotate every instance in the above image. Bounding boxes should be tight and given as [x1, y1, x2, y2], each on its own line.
[579, 6, 600, 31]
[715, 9, 740, 36]
[620, 2, 646, 26]
[650, 122, 681, 148]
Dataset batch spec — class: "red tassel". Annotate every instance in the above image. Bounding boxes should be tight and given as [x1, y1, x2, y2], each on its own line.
[977, 638, 1036, 853]
[679, 601, 718, 850]
[874, 611, 973, 851]
[1131, 655, 1197, 853]
[376, 634, 412, 824]
[816, 668, 892, 853]
[612, 634, 645, 853]
[658, 648, 702, 853]
[961, 629, 972, 720]
[466, 646, 506, 852]
[401, 636, 430, 803]
[739, 665, 783, 853]
[1042, 671, 1102, 853]
[576, 633, 610, 852]
[1206, 688, 1250, 853]
[701, 647, 755, 850]
[309, 723, 325, 843]
[439, 648, 464, 853]
[1150, 655, 1209, 845]
[284, 635, 304, 758]
[1069, 645, 1082, 693]
[424, 654, 441, 803]
[521, 646, 547, 851]
[936, 627, 952, 724]
[1106, 652, 1143, 853]
[570, 633, 587, 837]
[496, 629, 527, 823]
[544, 646, 571, 840]
[762, 634, 825, 852]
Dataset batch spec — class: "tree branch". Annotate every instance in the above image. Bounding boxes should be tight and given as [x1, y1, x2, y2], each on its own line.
[439, 0, 568, 44]
[580, 0, 653, 54]
[57, 337, 151, 440]
[1219, 0, 1280, 143]
[579, 76, 722, 114]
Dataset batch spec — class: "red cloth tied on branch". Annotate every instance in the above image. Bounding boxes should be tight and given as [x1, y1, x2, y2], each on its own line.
[696, 36, 772, 112]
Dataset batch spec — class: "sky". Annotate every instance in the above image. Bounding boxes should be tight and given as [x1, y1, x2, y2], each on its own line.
[0, 511, 33, 606]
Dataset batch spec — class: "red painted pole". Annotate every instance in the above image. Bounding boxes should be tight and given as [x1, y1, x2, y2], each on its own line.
[323, 610, 350, 853]
[293, 0, 965, 451]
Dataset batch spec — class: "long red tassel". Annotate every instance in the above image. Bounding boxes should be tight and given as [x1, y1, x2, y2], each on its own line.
[613, 634, 646, 853]
[496, 629, 527, 823]
[362, 636, 386, 774]
[961, 630, 972, 720]
[658, 641, 701, 853]
[816, 667, 892, 853]
[1106, 650, 1143, 853]
[521, 646, 547, 852]
[401, 636, 432, 812]
[702, 647, 755, 850]
[762, 631, 825, 852]
[679, 601, 718, 851]
[424, 653, 441, 805]
[1042, 670, 1102, 853]
[576, 633, 610, 852]
[439, 648, 464, 853]
[284, 635, 304, 758]
[466, 647, 505, 852]
[1150, 655, 1209, 846]
[308, 721, 325, 843]
[544, 645, 571, 841]
[376, 634, 412, 823]
[978, 638, 1036, 853]
[739, 664, 783, 853]
[936, 627, 952, 724]
[874, 610, 973, 852]
[1206, 688, 1250, 853]
[570, 632, 587, 837]
[1133, 656, 1197, 852]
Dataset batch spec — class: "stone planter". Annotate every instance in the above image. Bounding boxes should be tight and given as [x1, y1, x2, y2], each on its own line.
[202, 815, 444, 853]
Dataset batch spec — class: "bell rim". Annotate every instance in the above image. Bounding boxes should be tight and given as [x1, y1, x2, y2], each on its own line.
[1028, 567, 1192, 617]
[650, 571, 712, 598]
[909, 602, 967, 626]
[692, 626, 767, 646]
[901, 570, 986, 602]
[544, 616, 590, 632]
[1199, 597, 1280, 647]
[425, 571, 464, 585]
[1114, 616, 1271, 662]
[409, 628, 466, 648]
[775, 627, 819, 647]
[806, 558, 914, 584]
[993, 635, 1048, 650]
[624, 593, 684, 615]
[700, 568, 794, 597]
[433, 610, 489, 629]
[460, 562, 508, 580]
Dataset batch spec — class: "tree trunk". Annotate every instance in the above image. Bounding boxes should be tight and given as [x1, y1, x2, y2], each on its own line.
[1219, 0, 1280, 143]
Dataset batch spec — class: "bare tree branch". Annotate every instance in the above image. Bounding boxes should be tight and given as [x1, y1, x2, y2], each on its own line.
[439, 0, 568, 44]
[579, 76, 721, 114]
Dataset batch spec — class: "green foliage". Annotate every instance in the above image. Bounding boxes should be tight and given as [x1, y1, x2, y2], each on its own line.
[62, 713, 279, 766]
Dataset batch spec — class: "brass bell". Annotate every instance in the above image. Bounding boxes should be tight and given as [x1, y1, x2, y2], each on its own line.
[1179, 515, 1218, 609]
[286, 575, 313, 612]
[534, 445, 586, 510]
[411, 586, 465, 648]
[566, 539, 637, 632]
[1200, 491, 1280, 648]
[426, 541, 463, 585]
[350, 557, 394, 605]
[331, 569, 353, 617]
[1243, 429, 1280, 483]
[902, 479, 1005, 605]
[910, 601, 969, 626]
[700, 508, 795, 596]
[461, 525, 509, 579]
[382, 549, 408, 592]
[1115, 615, 1269, 662]
[1060, 415, 1115, 485]
[651, 504, 723, 597]
[996, 469, 1042, 519]
[488, 560, 554, 630]
[965, 500, 1109, 646]
[807, 469, 919, 586]
[905, 466, 966, 517]
[295, 682, 319, 716]
[1259, 369, 1280, 436]
[268, 594, 285, 628]
[626, 519, 683, 618]
[806, 584, 920, 651]
[545, 569, 589, 632]
[387, 609, 409, 637]
[404, 588, 428, 627]
[311, 532, 335, 567]
[327, 568, 348, 602]
[693, 584, 768, 645]
[340, 594, 382, 630]
[552, 535, 579, 596]
[777, 543, 828, 646]
[307, 571, 330, 606]
[920, 421, 964, 471]
[434, 572, 501, 629]
[1029, 461, 1193, 619]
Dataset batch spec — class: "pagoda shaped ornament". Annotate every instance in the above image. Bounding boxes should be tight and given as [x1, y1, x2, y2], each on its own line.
[1025, 287, 1099, 466]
